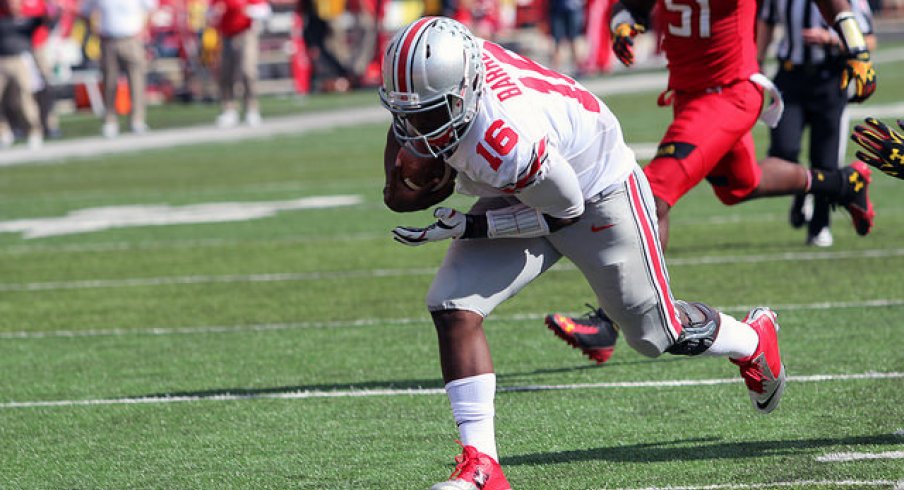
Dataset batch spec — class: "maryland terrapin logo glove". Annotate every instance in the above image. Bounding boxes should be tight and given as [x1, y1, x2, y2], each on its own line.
[851, 117, 904, 180]
[612, 22, 646, 67]
[841, 51, 877, 103]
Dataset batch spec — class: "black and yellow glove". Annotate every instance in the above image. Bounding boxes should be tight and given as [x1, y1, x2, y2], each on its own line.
[851, 117, 904, 180]
[834, 12, 876, 103]
[612, 21, 645, 67]
[841, 51, 877, 103]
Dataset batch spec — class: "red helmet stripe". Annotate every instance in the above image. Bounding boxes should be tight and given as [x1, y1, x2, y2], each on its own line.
[395, 17, 434, 93]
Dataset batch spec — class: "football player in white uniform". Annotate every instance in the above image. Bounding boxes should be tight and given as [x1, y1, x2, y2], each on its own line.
[381, 17, 786, 490]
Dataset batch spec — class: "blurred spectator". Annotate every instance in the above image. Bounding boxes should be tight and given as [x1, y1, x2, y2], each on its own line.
[209, 0, 270, 128]
[0, 0, 45, 149]
[452, 0, 501, 40]
[81, 0, 158, 138]
[20, 0, 60, 138]
[548, 0, 585, 74]
[298, 0, 353, 92]
[346, 0, 378, 80]
[580, 0, 614, 75]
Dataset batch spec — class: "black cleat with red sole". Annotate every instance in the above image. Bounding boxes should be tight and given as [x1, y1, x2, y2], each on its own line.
[545, 306, 619, 364]
[841, 161, 875, 236]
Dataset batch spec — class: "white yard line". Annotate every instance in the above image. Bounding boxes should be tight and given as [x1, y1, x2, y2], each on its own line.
[606, 480, 902, 490]
[0, 371, 900, 409]
[0, 106, 390, 167]
[3, 248, 904, 293]
[816, 451, 904, 462]
[2, 298, 903, 340]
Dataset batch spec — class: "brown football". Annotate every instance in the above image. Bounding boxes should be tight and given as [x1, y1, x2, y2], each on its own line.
[397, 146, 455, 191]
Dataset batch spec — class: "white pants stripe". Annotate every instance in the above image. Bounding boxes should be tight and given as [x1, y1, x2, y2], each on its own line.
[624, 170, 683, 341]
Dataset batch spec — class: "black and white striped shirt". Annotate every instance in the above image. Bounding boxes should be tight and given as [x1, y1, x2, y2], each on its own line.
[759, 0, 874, 66]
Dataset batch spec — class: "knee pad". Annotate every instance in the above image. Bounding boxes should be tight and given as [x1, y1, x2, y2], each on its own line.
[665, 301, 721, 356]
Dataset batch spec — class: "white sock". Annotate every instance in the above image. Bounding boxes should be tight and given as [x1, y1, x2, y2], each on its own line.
[705, 313, 758, 359]
[446, 373, 498, 462]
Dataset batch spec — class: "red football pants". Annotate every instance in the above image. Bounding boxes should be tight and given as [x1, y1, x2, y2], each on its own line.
[644, 80, 764, 206]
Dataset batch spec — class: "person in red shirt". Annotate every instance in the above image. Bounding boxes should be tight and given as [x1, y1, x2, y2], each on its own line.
[611, 0, 876, 250]
[208, 0, 270, 127]
[546, 0, 878, 368]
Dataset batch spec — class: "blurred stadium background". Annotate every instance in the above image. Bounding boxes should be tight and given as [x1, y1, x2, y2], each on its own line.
[1, 1, 903, 489]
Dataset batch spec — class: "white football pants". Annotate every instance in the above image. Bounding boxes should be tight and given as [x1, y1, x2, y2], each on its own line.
[426, 166, 683, 357]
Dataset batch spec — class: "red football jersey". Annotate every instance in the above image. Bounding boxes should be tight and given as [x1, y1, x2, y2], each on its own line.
[656, 0, 759, 92]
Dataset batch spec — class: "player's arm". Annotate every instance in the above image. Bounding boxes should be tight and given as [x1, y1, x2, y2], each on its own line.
[610, 0, 655, 67]
[814, 0, 876, 102]
[392, 151, 585, 246]
[756, 20, 774, 72]
[382, 128, 454, 213]
[756, 0, 778, 71]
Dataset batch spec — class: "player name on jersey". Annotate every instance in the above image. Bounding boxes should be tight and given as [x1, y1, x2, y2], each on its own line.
[483, 53, 523, 102]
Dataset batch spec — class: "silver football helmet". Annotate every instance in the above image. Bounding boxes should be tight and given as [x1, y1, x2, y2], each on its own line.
[379, 17, 485, 158]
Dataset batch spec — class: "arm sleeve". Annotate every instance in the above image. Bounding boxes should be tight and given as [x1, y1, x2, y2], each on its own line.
[514, 149, 585, 219]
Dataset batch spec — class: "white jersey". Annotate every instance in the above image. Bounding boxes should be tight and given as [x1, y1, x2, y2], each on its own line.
[446, 41, 636, 202]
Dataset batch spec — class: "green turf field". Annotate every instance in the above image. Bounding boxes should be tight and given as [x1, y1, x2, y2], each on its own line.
[1, 58, 903, 490]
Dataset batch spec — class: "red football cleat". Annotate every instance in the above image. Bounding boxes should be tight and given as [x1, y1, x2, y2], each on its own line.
[545, 306, 619, 364]
[843, 161, 875, 236]
[731, 307, 786, 414]
[430, 444, 510, 490]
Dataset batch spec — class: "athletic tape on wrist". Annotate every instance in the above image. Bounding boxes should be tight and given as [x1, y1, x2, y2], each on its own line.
[486, 204, 550, 239]
[834, 12, 867, 54]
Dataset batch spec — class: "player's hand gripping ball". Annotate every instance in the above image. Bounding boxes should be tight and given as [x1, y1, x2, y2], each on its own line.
[397, 146, 455, 192]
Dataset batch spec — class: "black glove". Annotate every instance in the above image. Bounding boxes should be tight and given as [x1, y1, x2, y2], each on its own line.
[851, 117, 904, 179]
[612, 22, 645, 67]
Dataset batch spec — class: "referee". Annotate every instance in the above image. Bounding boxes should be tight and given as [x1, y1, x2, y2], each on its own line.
[757, 0, 876, 247]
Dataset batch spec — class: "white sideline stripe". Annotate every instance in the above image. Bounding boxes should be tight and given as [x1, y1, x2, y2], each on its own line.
[0, 268, 437, 292]
[3, 298, 904, 340]
[817, 451, 904, 462]
[2, 47, 903, 168]
[4, 248, 904, 293]
[1, 372, 901, 410]
[607, 480, 902, 490]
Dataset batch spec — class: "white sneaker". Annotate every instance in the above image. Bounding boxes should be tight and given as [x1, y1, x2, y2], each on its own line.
[0, 129, 13, 148]
[27, 132, 43, 150]
[102, 121, 119, 139]
[807, 227, 833, 247]
[801, 194, 814, 223]
[245, 110, 262, 127]
[216, 109, 239, 128]
[131, 121, 149, 134]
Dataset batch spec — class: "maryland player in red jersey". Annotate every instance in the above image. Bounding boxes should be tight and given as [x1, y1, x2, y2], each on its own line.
[610, 0, 876, 249]
[547, 0, 878, 366]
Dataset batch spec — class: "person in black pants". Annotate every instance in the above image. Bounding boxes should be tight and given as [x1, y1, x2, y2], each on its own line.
[297, 0, 354, 92]
[757, 0, 875, 247]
